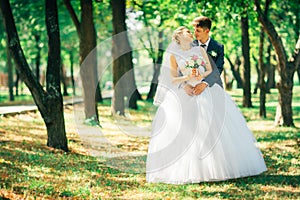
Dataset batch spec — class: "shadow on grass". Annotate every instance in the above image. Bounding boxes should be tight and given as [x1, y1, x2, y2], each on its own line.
[199, 177, 298, 199]
[0, 143, 149, 198]
[246, 174, 299, 186]
[1, 133, 299, 198]
[145, 172, 299, 199]
[256, 130, 300, 142]
[218, 174, 299, 199]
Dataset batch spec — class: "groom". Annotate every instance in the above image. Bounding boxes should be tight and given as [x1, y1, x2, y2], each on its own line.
[183, 16, 224, 96]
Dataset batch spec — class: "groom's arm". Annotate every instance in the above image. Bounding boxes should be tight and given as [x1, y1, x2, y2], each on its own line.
[203, 45, 224, 87]
[202, 56, 220, 87]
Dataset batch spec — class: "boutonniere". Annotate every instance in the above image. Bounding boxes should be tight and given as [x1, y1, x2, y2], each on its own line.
[208, 50, 217, 57]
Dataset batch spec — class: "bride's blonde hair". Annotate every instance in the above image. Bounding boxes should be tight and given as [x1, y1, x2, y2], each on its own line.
[172, 26, 188, 44]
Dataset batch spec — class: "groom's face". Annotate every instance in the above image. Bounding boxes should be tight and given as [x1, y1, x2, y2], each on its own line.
[193, 26, 209, 41]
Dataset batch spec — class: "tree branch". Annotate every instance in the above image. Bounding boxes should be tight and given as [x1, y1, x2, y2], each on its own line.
[225, 54, 243, 86]
[0, 0, 47, 113]
[254, 0, 287, 65]
[63, 0, 81, 37]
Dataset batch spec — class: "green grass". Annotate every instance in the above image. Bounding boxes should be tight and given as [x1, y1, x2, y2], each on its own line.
[0, 90, 78, 106]
[0, 87, 299, 199]
[0, 93, 34, 106]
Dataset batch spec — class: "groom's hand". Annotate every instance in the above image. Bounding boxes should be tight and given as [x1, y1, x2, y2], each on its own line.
[183, 84, 194, 96]
[193, 82, 208, 95]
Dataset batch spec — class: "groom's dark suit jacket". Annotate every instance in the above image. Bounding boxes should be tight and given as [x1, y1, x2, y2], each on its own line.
[192, 38, 224, 87]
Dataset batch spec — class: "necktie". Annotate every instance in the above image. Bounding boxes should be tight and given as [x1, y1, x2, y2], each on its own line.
[200, 44, 206, 48]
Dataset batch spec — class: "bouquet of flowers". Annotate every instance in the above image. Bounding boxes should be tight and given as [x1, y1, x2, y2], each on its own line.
[185, 55, 206, 76]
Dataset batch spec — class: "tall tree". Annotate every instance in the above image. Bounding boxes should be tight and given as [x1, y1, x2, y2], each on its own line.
[253, 55, 260, 94]
[64, 0, 101, 123]
[0, 0, 68, 151]
[266, 41, 275, 91]
[258, 28, 267, 117]
[254, 0, 300, 126]
[241, 6, 253, 107]
[44, 0, 68, 149]
[69, 50, 76, 95]
[111, 0, 139, 115]
[258, 0, 271, 118]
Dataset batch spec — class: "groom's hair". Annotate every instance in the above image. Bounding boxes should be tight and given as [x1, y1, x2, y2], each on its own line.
[192, 16, 212, 30]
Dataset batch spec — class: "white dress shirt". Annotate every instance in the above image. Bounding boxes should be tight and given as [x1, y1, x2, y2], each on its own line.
[199, 37, 211, 51]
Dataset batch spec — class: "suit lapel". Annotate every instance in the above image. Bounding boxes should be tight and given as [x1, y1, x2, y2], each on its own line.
[207, 38, 216, 52]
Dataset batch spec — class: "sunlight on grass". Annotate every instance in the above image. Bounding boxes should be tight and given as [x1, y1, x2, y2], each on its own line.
[0, 87, 299, 199]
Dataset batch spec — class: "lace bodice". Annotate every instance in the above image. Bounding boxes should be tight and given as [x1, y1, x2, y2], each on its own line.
[174, 46, 206, 87]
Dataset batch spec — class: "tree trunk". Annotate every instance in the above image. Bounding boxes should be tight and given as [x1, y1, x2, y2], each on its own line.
[266, 41, 275, 91]
[147, 63, 161, 101]
[258, 27, 266, 118]
[70, 51, 76, 95]
[258, 0, 271, 118]
[14, 69, 19, 96]
[226, 56, 243, 89]
[222, 68, 233, 90]
[61, 63, 68, 96]
[6, 38, 14, 101]
[147, 31, 164, 100]
[254, 0, 297, 126]
[112, 56, 125, 115]
[241, 10, 252, 107]
[80, 0, 99, 121]
[45, 0, 68, 150]
[234, 57, 243, 88]
[111, 0, 138, 114]
[0, 0, 68, 151]
[253, 55, 260, 94]
[64, 0, 100, 122]
[96, 83, 103, 103]
[34, 33, 41, 83]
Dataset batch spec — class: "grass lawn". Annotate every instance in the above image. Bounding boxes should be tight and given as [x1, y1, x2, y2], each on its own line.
[0, 87, 299, 199]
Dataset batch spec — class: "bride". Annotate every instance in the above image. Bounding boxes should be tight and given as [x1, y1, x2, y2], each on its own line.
[146, 26, 267, 184]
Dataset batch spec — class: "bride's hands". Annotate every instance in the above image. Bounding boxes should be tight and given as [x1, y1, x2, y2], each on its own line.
[195, 74, 203, 80]
[193, 82, 208, 95]
[183, 84, 194, 96]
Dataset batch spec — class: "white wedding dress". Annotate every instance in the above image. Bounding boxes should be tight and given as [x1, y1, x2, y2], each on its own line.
[146, 46, 267, 184]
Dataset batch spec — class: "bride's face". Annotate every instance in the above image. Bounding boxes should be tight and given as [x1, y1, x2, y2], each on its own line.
[180, 29, 193, 44]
